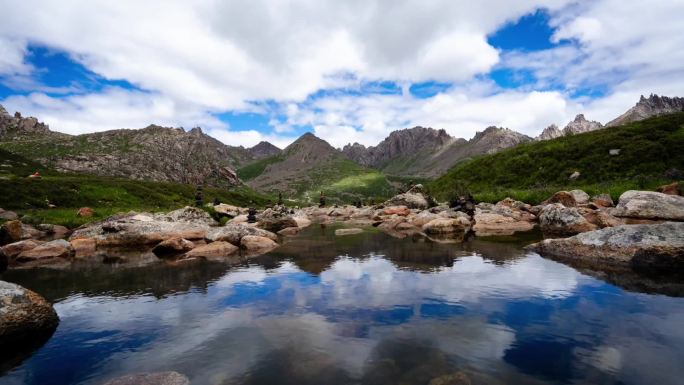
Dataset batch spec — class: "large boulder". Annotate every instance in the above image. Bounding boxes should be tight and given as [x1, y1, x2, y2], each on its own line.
[384, 184, 436, 210]
[473, 212, 535, 236]
[102, 372, 190, 385]
[240, 235, 278, 253]
[568, 189, 591, 205]
[543, 191, 578, 207]
[528, 222, 684, 270]
[206, 224, 277, 245]
[0, 209, 18, 220]
[152, 237, 195, 258]
[0, 220, 23, 245]
[184, 241, 239, 261]
[539, 203, 597, 235]
[16, 239, 73, 263]
[613, 190, 684, 220]
[257, 208, 298, 232]
[0, 240, 44, 260]
[0, 280, 59, 347]
[155, 206, 217, 226]
[411, 211, 440, 227]
[422, 217, 471, 235]
[213, 204, 241, 217]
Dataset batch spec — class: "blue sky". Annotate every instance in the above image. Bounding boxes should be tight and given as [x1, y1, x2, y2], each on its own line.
[0, 1, 682, 148]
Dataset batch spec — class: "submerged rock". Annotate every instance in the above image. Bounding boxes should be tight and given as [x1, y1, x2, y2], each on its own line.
[528, 222, 684, 270]
[102, 371, 190, 385]
[613, 190, 684, 220]
[0, 280, 59, 348]
[335, 228, 364, 236]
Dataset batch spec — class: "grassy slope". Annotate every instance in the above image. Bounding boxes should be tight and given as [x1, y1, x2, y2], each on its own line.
[0, 148, 270, 228]
[429, 113, 684, 203]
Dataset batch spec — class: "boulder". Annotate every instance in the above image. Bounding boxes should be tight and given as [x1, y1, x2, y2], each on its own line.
[184, 241, 239, 260]
[383, 206, 411, 216]
[568, 189, 590, 204]
[277, 227, 301, 236]
[527, 222, 684, 270]
[152, 237, 195, 258]
[411, 211, 440, 227]
[77, 207, 95, 217]
[592, 193, 614, 208]
[240, 235, 278, 253]
[613, 190, 684, 221]
[657, 182, 681, 196]
[213, 203, 241, 217]
[583, 210, 625, 229]
[231, 214, 248, 224]
[36, 224, 71, 239]
[70, 238, 97, 257]
[569, 171, 581, 180]
[0, 220, 23, 245]
[0, 239, 44, 259]
[206, 224, 277, 245]
[156, 206, 217, 226]
[543, 191, 578, 207]
[422, 217, 471, 235]
[335, 228, 364, 236]
[539, 203, 597, 235]
[0, 208, 18, 220]
[473, 212, 535, 236]
[384, 184, 436, 210]
[0, 280, 59, 347]
[102, 372, 190, 385]
[293, 215, 312, 228]
[16, 239, 73, 263]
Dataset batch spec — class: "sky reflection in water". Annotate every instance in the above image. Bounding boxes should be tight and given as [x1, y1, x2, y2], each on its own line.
[1, 226, 684, 385]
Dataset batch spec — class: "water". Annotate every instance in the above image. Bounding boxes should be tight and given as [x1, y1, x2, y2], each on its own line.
[1, 224, 683, 385]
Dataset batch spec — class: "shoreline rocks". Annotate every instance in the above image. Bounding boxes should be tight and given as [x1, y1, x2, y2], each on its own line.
[0, 280, 59, 349]
[613, 190, 684, 220]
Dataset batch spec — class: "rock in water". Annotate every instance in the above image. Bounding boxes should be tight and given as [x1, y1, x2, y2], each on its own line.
[240, 235, 278, 253]
[152, 237, 195, 258]
[184, 242, 239, 261]
[613, 190, 684, 220]
[384, 184, 436, 210]
[102, 371, 190, 385]
[527, 222, 684, 271]
[335, 228, 364, 236]
[539, 204, 597, 235]
[0, 220, 23, 246]
[0, 280, 59, 348]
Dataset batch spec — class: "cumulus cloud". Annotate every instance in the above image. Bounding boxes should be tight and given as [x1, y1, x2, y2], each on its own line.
[0, 0, 682, 146]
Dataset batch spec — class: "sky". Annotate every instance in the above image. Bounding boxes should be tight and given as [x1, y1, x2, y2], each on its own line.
[0, 0, 682, 149]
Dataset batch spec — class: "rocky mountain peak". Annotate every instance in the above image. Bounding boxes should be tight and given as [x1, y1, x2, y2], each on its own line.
[0, 104, 8, 117]
[189, 126, 203, 135]
[538, 124, 562, 140]
[248, 141, 281, 159]
[470, 126, 532, 154]
[562, 114, 603, 136]
[607, 94, 684, 127]
[0, 107, 51, 139]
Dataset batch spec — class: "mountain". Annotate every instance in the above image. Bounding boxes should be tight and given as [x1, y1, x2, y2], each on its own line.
[0, 106, 262, 188]
[248, 141, 282, 159]
[430, 112, 684, 203]
[537, 114, 603, 140]
[607, 94, 684, 127]
[240, 132, 394, 202]
[343, 126, 532, 178]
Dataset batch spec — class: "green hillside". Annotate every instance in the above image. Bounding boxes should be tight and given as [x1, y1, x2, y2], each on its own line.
[429, 113, 684, 203]
[0, 148, 270, 227]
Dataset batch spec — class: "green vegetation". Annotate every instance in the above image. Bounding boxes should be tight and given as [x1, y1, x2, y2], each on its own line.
[0, 149, 271, 228]
[237, 154, 284, 181]
[429, 113, 684, 204]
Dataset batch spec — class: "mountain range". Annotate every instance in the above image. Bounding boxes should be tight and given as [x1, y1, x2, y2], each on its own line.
[1, 94, 682, 200]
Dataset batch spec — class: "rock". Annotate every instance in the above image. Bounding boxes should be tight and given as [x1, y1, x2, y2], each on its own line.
[16, 239, 73, 263]
[0, 249, 6, 273]
[527, 222, 684, 270]
[231, 214, 248, 224]
[569, 171, 581, 180]
[293, 215, 312, 228]
[473, 212, 535, 236]
[657, 182, 681, 196]
[0, 208, 18, 220]
[394, 222, 416, 231]
[184, 241, 239, 260]
[568, 189, 590, 204]
[0, 280, 59, 347]
[543, 191, 578, 207]
[277, 227, 301, 236]
[152, 237, 195, 258]
[258, 216, 298, 232]
[613, 190, 684, 220]
[411, 211, 440, 227]
[539, 204, 597, 235]
[583, 210, 625, 229]
[429, 372, 472, 385]
[77, 207, 95, 217]
[36, 224, 71, 238]
[335, 228, 364, 236]
[240, 235, 278, 253]
[213, 203, 241, 217]
[0, 220, 23, 245]
[592, 193, 614, 208]
[0, 240, 44, 260]
[384, 184, 436, 210]
[156, 206, 217, 226]
[102, 371, 190, 385]
[206, 224, 277, 245]
[70, 238, 97, 257]
[422, 217, 471, 235]
[383, 206, 411, 216]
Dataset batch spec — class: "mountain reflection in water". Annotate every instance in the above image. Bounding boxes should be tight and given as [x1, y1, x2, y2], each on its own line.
[1, 224, 683, 385]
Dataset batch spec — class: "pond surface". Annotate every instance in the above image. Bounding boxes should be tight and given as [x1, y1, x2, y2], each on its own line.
[1, 224, 684, 385]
